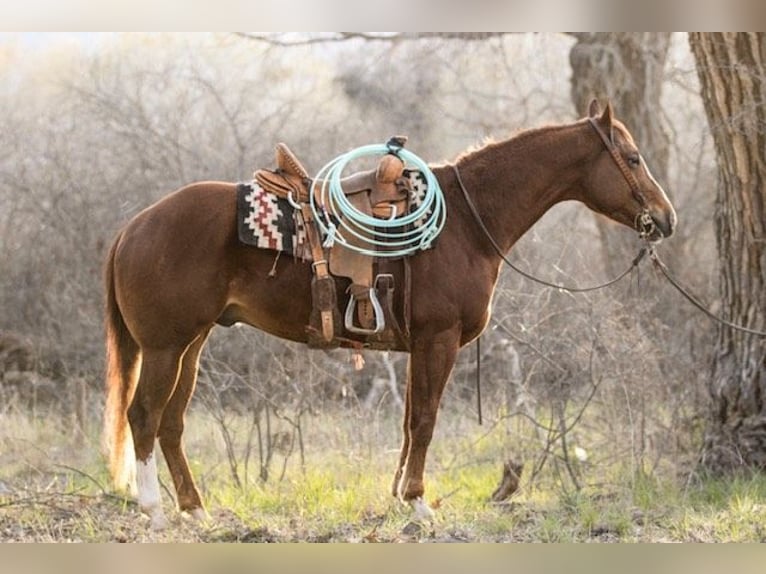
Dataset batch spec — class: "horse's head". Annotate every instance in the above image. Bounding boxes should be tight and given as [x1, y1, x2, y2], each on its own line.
[581, 100, 677, 242]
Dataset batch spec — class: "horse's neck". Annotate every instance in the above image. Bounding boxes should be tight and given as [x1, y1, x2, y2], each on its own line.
[451, 122, 590, 253]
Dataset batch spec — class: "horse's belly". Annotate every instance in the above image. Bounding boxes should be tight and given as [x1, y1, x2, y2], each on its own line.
[222, 250, 316, 342]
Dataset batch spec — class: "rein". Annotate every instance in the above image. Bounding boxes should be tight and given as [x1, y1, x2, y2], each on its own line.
[453, 161, 646, 427]
[451, 163, 648, 293]
[453, 120, 766, 424]
[649, 249, 766, 337]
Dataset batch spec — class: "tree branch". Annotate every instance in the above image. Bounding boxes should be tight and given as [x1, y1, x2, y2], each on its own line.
[235, 32, 512, 46]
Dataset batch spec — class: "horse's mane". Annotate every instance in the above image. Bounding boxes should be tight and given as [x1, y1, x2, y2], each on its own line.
[447, 121, 583, 167]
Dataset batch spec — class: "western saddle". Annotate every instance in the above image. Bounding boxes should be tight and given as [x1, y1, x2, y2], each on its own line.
[253, 137, 413, 348]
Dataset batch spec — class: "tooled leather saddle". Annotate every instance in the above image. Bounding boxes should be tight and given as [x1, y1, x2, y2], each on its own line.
[253, 137, 414, 349]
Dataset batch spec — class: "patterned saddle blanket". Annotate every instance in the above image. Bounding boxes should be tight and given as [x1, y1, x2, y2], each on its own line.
[237, 182, 310, 258]
[236, 169, 430, 260]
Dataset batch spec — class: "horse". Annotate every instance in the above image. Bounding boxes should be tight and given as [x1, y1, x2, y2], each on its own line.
[102, 100, 676, 530]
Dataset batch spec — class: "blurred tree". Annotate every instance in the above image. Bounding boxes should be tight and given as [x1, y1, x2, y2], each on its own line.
[689, 32, 766, 472]
[568, 33, 672, 276]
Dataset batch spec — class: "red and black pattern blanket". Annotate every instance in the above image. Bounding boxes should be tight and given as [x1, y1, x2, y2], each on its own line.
[236, 170, 430, 259]
[237, 182, 310, 259]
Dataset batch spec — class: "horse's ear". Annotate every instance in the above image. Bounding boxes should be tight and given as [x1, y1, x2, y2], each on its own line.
[600, 100, 614, 128]
[601, 101, 615, 141]
[588, 99, 601, 118]
[591, 100, 614, 141]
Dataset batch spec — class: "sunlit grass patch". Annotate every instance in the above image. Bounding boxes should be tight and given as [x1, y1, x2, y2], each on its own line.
[662, 474, 766, 542]
[3, 405, 766, 541]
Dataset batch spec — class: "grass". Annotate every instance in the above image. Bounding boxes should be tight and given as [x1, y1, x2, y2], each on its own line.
[1, 403, 765, 542]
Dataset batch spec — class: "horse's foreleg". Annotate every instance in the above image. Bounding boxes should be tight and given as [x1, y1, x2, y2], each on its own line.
[391, 365, 412, 497]
[158, 331, 210, 521]
[395, 326, 460, 520]
[128, 347, 184, 530]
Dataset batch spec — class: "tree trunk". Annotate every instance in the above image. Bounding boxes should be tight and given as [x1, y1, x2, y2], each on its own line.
[569, 33, 671, 276]
[689, 33, 766, 473]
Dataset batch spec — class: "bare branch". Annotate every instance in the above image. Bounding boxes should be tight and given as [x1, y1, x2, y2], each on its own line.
[235, 32, 512, 46]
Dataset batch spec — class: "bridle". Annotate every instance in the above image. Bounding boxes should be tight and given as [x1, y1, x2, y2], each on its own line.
[587, 117, 657, 240]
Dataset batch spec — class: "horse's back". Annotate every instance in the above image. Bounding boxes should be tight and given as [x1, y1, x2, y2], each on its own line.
[124, 181, 237, 241]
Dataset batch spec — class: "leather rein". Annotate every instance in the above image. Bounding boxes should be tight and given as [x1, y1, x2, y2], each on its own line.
[453, 116, 661, 292]
[457, 117, 766, 426]
[452, 173, 647, 294]
[456, 117, 654, 425]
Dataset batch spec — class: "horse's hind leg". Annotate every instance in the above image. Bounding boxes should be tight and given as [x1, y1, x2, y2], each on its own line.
[128, 346, 186, 530]
[158, 331, 210, 521]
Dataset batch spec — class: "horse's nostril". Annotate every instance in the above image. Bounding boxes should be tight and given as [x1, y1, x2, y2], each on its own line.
[652, 214, 675, 239]
[659, 212, 676, 238]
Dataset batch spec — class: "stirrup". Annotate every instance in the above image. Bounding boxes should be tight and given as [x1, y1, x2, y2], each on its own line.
[344, 288, 385, 335]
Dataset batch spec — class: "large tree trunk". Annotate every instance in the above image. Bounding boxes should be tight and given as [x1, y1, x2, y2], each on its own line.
[569, 33, 671, 276]
[689, 33, 766, 473]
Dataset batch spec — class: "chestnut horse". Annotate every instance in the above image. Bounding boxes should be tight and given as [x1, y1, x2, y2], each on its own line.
[103, 101, 676, 529]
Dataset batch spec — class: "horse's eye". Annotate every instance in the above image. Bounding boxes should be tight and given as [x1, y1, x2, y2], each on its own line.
[627, 153, 641, 168]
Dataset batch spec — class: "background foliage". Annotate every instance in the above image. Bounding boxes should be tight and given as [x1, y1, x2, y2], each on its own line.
[0, 33, 735, 540]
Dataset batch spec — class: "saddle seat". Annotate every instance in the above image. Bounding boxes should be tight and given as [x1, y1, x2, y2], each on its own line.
[252, 138, 413, 346]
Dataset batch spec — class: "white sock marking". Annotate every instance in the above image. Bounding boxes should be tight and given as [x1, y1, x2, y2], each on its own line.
[136, 450, 167, 529]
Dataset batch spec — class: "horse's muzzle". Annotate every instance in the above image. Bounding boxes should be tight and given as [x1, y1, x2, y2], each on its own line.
[638, 209, 676, 242]
[654, 209, 677, 239]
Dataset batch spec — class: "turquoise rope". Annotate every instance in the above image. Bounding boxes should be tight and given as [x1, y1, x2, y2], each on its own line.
[309, 144, 446, 257]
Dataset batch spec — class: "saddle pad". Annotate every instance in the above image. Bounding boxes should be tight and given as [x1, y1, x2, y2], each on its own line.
[236, 170, 431, 259]
[236, 182, 309, 259]
[404, 169, 429, 226]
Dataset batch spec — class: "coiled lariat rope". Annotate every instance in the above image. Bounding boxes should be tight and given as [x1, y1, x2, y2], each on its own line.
[310, 143, 447, 257]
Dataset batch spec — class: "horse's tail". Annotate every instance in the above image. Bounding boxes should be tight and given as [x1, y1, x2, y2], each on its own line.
[102, 233, 140, 495]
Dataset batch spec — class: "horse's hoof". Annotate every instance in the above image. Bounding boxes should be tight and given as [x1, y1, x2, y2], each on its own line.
[398, 501, 436, 541]
[409, 497, 435, 522]
[399, 520, 426, 540]
[140, 502, 168, 531]
[148, 509, 169, 531]
[187, 507, 210, 524]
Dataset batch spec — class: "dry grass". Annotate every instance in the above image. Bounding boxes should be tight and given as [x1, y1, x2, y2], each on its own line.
[2, 401, 766, 543]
